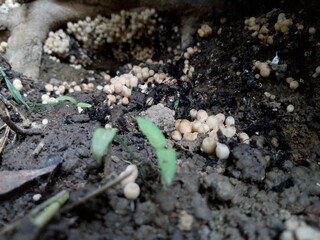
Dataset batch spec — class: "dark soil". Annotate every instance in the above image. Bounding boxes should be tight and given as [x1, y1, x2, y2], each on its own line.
[1, 0, 320, 239]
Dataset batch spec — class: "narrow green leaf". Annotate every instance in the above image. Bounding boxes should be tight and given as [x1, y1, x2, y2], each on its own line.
[0, 67, 30, 109]
[76, 102, 92, 108]
[29, 102, 66, 109]
[136, 117, 166, 149]
[173, 99, 179, 109]
[91, 128, 118, 164]
[156, 148, 176, 186]
[56, 96, 77, 104]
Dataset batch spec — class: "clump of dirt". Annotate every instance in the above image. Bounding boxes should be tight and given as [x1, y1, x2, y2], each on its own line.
[1, 0, 320, 239]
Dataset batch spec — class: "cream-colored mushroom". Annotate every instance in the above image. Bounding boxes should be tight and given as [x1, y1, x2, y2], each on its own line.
[201, 137, 217, 155]
[123, 182, 140, 200]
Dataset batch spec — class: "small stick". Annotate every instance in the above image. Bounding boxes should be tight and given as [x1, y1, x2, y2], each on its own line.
[0, 126, 10, 154]
[0, 190, 69, 237]
[0, 101, 42, 135]
[64, 169, 133, 212]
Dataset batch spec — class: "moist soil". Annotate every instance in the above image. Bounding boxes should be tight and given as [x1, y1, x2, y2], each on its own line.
[1, 0, 320, 239]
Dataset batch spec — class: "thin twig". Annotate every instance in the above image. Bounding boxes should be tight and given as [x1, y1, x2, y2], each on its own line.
[64, 169, 133, 212]
[0, 190, 69, 237]
[0, 94, 29, 123]
[0, 126, 10, 154]
[0, 101, 42, 135]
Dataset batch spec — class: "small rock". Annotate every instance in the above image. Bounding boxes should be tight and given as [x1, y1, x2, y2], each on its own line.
[32, 193, 42, 202]
[154, 189, 176, 213]
[139, 103, 175, 132]
[134, 201, 156, 226]
[204, 173, 235, 201]
[177, 211, 194, 231]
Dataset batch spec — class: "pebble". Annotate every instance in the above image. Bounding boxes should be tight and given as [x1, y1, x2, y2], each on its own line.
[177, 211, 193, 231]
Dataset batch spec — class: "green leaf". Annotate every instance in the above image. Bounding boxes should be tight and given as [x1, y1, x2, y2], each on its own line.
[136, 117, 166, 149]
[173, 99, 179, 109]
[0, 67, 30, 109]
[29, 102, 66, 109]
[56, 96, 77, 104]
[156, 148, 176, 186]
[91, 128, 118, 164]
[76, 102, 92, 108]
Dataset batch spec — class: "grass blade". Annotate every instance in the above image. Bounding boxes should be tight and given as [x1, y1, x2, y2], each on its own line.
[76, 102, 92, 108]
[0, 66, 30, 109]
[91, 128, 118, 164]
[56, 96, 77, 104]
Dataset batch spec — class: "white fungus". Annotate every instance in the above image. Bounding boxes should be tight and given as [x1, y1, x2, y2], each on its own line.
[123, 182, 140, 200]
[171, 131, 182, 141]
[197, 24, 212, 38]
[189, 109, 198, 119]
[13, 79, 23, 91]
[183, 132, 198, 141]
[287, 104, 294, 113]
[178, 119, 192, 134]
[191, 120, 202, 132]
[45, 84, 54, 92]
[221, 126, 237, 138]
[42, 119, 49, 125]
[238, 132, 250, 144]
[32, 193, 42, 202]
[196, 109, 208, 122]
[225, 116, 235, 126]
[120, 164, 138, 186]
[215, 143, 230, 160]
[206, 116, 220, 130]
[308, 27, 316, 35]
[215, 113, 226, 123]
[201, 137, 217, 155]
[289, 80, 299, 90]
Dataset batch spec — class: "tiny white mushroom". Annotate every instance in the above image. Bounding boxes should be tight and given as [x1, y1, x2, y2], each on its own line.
[171, 130, 182, 141]
[215, 113, 226, 123]
[238, 132, 250, 144]
[196, 110, 208, 122]
[120, 164, 138, 186]
[225, 116, 235, 126]
[175, 119, 182, 130]
[113, 82, 123, 94]
[287, 104, 294, 112]
[289, 81, 299, 90]
[222, 126, 236, 138]
[178, 119, 192, 134]
[123, 182, 140, 200]
[215, 143, 230, 160]
[13, 79, 23, 91]
[45, 84, 54, 92]
[201, 137, 217, 155]
[189, 109, 198, 119]
[183, 132, 198, 141]
[197, 124, 210, 134]
[206, 115, 220, 130]
[191, 120, 202, 132]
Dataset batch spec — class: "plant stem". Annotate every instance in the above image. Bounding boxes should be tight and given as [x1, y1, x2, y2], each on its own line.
[32, 191, 69, 228]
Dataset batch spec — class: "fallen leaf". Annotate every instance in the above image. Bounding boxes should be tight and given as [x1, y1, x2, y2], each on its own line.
[0, 165, 58, 196]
